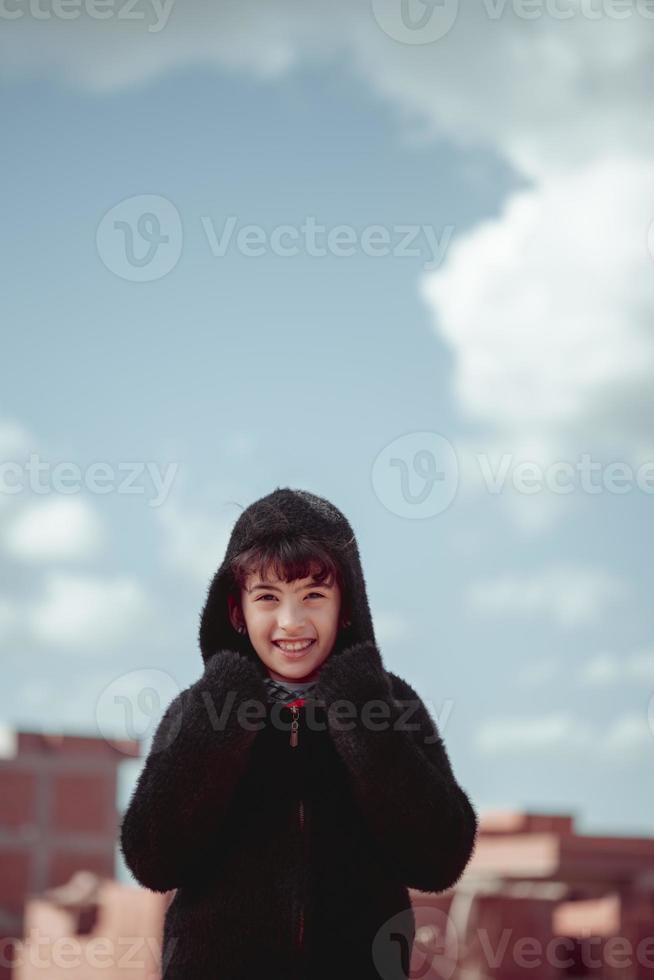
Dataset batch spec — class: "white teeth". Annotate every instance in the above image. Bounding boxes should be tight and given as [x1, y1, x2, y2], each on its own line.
[276, 640, 314, 652]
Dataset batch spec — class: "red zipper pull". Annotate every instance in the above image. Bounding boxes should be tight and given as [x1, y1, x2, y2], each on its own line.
[288, 698, 305, 748]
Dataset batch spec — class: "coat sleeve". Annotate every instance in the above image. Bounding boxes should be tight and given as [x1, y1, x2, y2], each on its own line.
[119, 650, 267, 893]
[315, 641, 479, 894]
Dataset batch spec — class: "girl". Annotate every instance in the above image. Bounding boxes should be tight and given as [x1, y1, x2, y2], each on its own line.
[119, 487, 478, 979]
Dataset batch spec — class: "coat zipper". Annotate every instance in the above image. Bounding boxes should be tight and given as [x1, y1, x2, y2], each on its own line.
[297, 797, 305, 949]
[288, 701, 306, 959]
[290, 702, 300, 749]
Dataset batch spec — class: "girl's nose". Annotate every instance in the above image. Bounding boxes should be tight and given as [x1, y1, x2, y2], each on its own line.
[278, 616, 308, 631]
[277, 605, 308, 631]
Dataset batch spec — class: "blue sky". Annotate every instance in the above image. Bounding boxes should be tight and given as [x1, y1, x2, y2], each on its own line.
[1, 2, 653, 885]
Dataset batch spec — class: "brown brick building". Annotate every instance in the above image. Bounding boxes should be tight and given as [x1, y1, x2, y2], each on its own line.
[2, 726, 653, 979]
[0, 728, 139, 979]
[411, 810, 654, 979]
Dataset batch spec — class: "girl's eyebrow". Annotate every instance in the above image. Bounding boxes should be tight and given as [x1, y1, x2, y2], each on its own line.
[248, 581, 331, 593]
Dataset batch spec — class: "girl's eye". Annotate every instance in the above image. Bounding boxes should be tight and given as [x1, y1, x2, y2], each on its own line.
[255, 592, 325, 601]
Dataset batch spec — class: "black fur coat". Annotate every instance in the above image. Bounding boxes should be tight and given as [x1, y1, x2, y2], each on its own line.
[119, 488, 478, 979]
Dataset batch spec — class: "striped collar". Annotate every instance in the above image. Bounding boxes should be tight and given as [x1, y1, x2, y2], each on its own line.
[263, 677, 323, 706]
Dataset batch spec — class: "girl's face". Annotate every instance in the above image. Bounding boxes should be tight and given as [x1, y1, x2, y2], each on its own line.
[231, 566, 342, 682]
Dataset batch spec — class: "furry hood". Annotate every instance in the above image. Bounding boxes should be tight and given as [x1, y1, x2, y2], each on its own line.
[198, 487, 377, 679]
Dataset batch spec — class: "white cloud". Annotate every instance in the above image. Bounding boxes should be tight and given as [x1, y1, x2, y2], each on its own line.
[513, 657, 560, 689]
[580, 650, 621, 686]
[3, 11, 653, 541]
[475, 710, 652, 760]
[511, 647, 654, 690]
[0, 725, 18, 759]
[423, 154, 654, 463]
[475, 714, 594, 755]
[0, 597, 20, 643]
[0, 3, 652, 181]
[155, 500, 232, 586]
[628, 649, 654, 681]
[602, 712, 652, 757]
[0, 4, 337, 94]
[4, 497, 105, 562]
[29, 571, 153, 649]
[353, 9, 654, 180]
[466, 562, 629, 628]
[217, 431, 261, 461]
[0, 418, 33, 458]
[580, 648, 654, 686]
[0, 418, 34, 516]
[374, 610, 414, 646]
[453, 432, 585, 537]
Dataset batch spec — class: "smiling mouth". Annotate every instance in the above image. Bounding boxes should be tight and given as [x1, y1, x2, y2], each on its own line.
[273, 639, 316, 656]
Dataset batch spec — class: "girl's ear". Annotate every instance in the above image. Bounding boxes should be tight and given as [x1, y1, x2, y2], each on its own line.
[340, 598, 352, 630]
[227, 593, 243, 631]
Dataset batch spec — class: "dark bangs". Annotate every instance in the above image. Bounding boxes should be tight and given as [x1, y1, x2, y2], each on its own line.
[229, 536, 344, 594]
